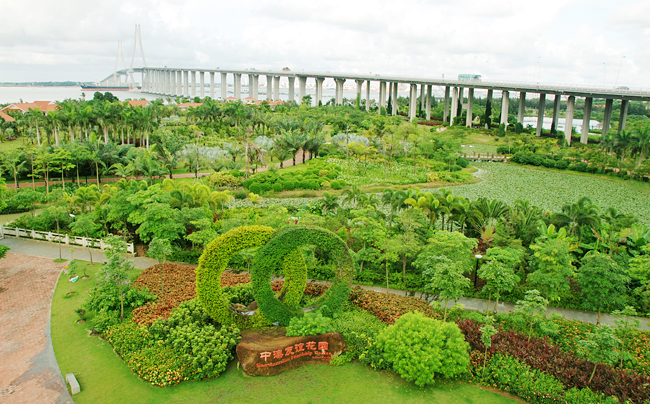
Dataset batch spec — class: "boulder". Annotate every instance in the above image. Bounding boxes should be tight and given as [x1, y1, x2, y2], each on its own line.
[236, 328, 346, 376]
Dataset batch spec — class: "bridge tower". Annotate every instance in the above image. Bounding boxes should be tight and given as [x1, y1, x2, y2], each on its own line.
[128, 24, 147, 88]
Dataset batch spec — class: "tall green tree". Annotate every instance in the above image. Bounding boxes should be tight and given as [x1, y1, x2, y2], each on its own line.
[527, 238, 576, 306]
[578, 251, 629, 324]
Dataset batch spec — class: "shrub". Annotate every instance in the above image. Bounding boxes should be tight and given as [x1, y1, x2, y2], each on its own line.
[285, 311, 335, 337]
[456, 157, 470, 168]
[205, 172, 241, 188]
[331, 181, 342, 190]
[374, 312, 469, 386]
[248, 183, 262, 194]
[555, 159, 570, 170]
[272, 183, 283, 192]
[284, 181, 296, 191]
[331, 309, 386, 364]
[484, 354, 565, 404]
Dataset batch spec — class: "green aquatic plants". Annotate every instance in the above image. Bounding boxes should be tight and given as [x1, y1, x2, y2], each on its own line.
[195, 225, 306, 329]
[251, 226, 355, 325]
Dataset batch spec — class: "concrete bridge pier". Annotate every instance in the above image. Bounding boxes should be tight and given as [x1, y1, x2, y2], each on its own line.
[335, 78, 345, 105]
[535, 93, 546, 136]
[177, 71, 183, 96]
[315, 77, 324, 106]
[298, 77, 306, 105]
[365, 80, 371, 112]
[581, 97, 592, 144]
[450, 87, 459, 125]
[252, 75, 259, 100]
[602, 98, 613, 137]
[426, 85, 432, 120]
[166, 70, 171, 95]
[234, 74, 242, 99]
[191, 71, 196, 98]
[200, 72, 205, 98]
[288, 77, 295, 102]
[565, 95, 575, 145]
[443, 86, 450, 122]
[171, 70, 177, 96]
[184, 71, 189, 97]
[618, 100, 629, 133]
[551, 94, 560, 133]
[266, 75, 272, 101]
[210, 72, 215, 98]
[273, 76, 280, 101]
[355, 80, 364, 108]
[391, 82, 398, 115]
[409, 84, 417, 122]
[500, 91, 509, 126]
[379, 81, 386, 113]
[466, 88, 474, 127]
[419, 84, 426, 117]
[457, 87, 464, 118]
[221, 73, 227, 100]
[486, 89, 493, 127]
[518, 92, 526, 123]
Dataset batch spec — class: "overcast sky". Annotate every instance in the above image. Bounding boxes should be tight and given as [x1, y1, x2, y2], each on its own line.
[1, 0, 649, 88]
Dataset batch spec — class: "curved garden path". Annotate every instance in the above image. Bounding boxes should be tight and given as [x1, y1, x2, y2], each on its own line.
[0, 252, 73, 404]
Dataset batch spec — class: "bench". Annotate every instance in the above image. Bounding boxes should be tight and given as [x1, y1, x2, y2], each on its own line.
[65, 373, 80, 394]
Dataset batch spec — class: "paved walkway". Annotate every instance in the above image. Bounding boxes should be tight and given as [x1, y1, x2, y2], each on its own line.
[0, 253, 73, 404]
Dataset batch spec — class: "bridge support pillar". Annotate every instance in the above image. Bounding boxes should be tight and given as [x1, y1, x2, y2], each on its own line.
[602, 98, 613, 137]
[315, 77, 324, 106]
[485, 89, 493, 128]
[409, 84, 417, 122]
[184, 71, 189, 98]
[177, 71, 182, 96]
[450, 87, 459, 125]
[273, 76, 280, 101]
[366, 80, 371, 112]
[191, 71, 196, 98]
[298, 77, 306, 104]
[581, 97, 592, 144]
[335, 78, 345, 105]
[391, 82, 398, 115]
[426, 84, 432, 121]
[518, 92, 526, 123]
[234, 74, 242, 99]
[200, 71, 205, 98]
[154, 70, 159, 93]
[266, 75, 272, 101]
[443, 86, 450, 122]
[253, 75, 259, 100]
[565, 96, 575, 145]
[210, 72, 215, 99]
[172, 71, 177, 96]
[466, 88, 474, 127]
[379, 82, 386, 113]
[165, 70, 170, 95]
[500, 91, 510, 126]
[419, 84, 426, 117]
[457, 87, 464, 118]
[535, 93, 545, 136]
[288, 77, 295, 102]
[618, 100, 629, 133]
[220, 73, 227, 99]
[355, 80, 364, 108]
[551, 94, 560, 133]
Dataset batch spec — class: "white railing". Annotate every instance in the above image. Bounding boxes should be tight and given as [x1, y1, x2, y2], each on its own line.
[0, 225, 134, 254]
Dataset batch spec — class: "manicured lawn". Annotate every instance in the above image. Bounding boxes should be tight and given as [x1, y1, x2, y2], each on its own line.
[51, 262, 519, 404]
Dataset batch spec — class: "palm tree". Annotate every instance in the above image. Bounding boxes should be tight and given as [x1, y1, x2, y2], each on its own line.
[342, 185, 363, 207]
[630, 126, 650, 168]
[551, 196, 600, 241]
[321, 192, 340, 215]
[416, 192, 442, 228]
[73, 185, 99, 213]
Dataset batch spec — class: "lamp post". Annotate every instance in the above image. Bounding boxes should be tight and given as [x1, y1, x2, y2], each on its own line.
[474, 254, 483, 290]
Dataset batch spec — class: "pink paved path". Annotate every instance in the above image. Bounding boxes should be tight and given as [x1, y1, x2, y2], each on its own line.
[0, 253, 72, 404]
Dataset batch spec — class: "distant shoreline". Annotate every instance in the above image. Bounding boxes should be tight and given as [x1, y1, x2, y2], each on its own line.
[0, 83, 90, 87]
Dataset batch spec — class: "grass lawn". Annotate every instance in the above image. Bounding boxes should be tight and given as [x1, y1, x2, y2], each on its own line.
[51, 262, 519, 404]
[0, 138, 26, 152]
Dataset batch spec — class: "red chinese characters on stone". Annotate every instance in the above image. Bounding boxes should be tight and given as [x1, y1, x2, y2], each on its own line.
[260, 351, 272, 362]
[272, 349, 283, 359]
[294, 343, 305, 352]
[318, 341, 329, 352]
[306, 341, 317, 350]
[284, 345, 294, 356]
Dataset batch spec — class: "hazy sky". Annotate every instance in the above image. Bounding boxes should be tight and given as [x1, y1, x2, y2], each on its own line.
[1, 0, 649, 88]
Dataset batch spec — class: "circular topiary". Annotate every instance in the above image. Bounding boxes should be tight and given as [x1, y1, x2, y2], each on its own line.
[196, 225, 307, 329]
[251, 226, 355, 326]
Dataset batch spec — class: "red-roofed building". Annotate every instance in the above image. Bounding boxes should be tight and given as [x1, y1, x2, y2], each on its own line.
[125, 100, 151, 107]
[243, 96, 256, 105]
[1, 101, 59, 115]
[225, 96, 239, 102]
[0, 111, 15, 122]
[177, 102, 203, 110]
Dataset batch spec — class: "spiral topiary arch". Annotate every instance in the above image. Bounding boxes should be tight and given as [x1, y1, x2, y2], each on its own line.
[251, 226, 355, 326]
[196, 225, 307, 329]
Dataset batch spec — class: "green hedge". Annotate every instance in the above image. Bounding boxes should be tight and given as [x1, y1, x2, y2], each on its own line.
[196, 225, 306, 329]
[251, 226, 355, 325]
